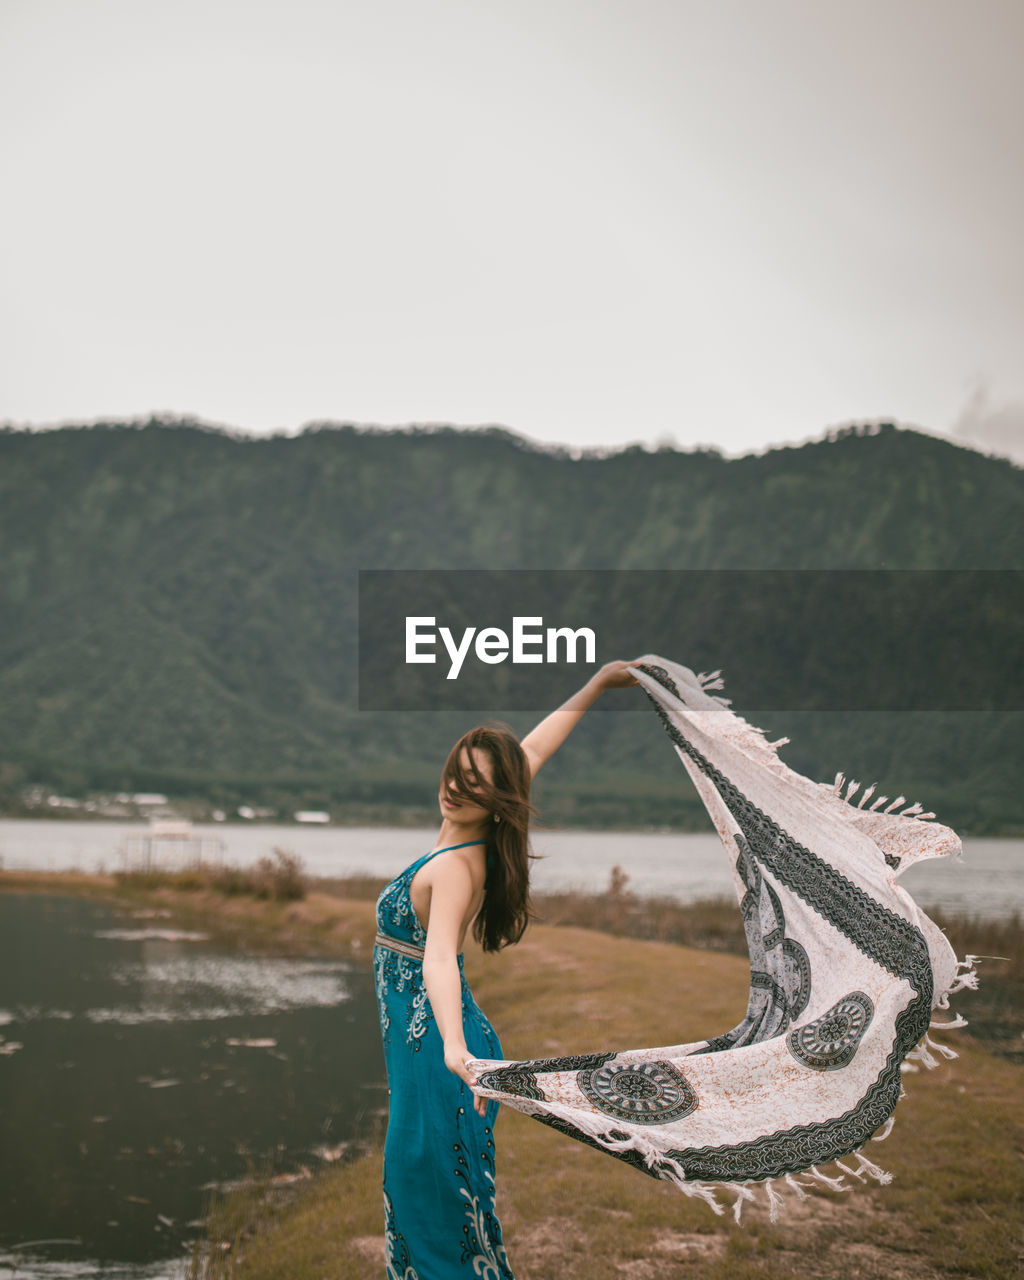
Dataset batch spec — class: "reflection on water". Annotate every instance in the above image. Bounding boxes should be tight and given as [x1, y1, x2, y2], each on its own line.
[0, 894, 385, 1277]
[93, 930, 211, 942]
[0, 1255, 186, 1280]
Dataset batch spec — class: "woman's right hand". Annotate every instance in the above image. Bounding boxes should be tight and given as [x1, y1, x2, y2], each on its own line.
[444, 1042, 488, 1116]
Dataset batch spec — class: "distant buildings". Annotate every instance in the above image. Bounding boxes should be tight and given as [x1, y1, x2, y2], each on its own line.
[45, 795, 81, 809]
[124, 793, 168, 807]
[15, 787, 325, 827]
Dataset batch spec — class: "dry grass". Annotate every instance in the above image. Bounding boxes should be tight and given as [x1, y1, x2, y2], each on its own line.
[115, 847, 308, 901]
[926, 908, 1023, 1064]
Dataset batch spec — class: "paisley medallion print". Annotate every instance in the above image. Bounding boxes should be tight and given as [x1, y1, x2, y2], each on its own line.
[787, 991, 874, 1071]
[579, 1059, 697, 1125]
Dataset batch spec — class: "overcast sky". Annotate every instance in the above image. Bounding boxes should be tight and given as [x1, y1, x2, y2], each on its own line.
[2, 0, 1021, 460]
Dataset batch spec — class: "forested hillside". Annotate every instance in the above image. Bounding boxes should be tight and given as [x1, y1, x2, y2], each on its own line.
[0, 419, 1019, 831]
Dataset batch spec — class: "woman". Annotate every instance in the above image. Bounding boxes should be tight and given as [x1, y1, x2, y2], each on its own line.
[374, 659, 640, 1278]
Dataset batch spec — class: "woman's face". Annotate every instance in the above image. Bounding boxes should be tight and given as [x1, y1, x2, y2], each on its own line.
[439, 746, 495, 824]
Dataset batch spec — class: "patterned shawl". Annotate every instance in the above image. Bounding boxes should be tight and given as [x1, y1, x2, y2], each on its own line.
[470, 655, 976, 1220]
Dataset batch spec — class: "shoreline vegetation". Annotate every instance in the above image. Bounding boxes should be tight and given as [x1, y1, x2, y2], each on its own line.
[2, 865, 1021, 1279]
[5, 804, 1024, 839]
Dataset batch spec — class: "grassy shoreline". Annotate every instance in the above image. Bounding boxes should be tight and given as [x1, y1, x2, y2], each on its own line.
[9, 861, 1018, 1063]
[3, 869, 1022, 1278]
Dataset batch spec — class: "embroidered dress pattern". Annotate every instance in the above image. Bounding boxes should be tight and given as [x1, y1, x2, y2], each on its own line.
[471, 655, 974, 1220]
[384, 1184, 420, 1280]
[375, 843, 514, 1277]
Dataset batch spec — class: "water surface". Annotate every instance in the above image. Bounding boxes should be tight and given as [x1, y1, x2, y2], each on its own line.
[0, 894, 383, 1277]
[1, 819, 1019, 918]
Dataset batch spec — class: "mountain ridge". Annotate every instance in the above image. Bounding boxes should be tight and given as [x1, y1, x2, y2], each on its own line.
[1, 419, 1020, 831]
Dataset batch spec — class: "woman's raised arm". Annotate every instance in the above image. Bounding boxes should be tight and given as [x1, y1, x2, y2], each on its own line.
[520, 658, 641, 777]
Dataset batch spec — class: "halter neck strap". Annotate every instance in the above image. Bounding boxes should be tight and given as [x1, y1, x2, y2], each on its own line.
[428, 839, 488, 856]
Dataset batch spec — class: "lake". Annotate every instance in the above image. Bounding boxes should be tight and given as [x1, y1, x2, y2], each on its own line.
[1, 819, 1021, 919]
[0, 893, 383, 1279]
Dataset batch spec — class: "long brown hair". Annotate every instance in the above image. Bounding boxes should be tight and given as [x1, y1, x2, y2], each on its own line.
[440, 722, 537, 953]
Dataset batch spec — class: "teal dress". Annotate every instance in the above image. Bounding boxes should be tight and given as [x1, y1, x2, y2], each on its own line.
[374, 841, 514, 1279]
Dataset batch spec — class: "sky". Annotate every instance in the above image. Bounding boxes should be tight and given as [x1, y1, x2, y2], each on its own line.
[2, 0, 1022, 461]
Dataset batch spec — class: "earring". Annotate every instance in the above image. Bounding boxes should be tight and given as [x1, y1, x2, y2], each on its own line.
[493, 813, 500, 823]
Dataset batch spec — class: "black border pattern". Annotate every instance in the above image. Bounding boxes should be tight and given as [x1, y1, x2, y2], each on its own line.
[475, 1051, 617, 1101]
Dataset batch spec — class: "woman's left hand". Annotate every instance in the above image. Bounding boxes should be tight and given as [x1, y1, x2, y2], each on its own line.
[596, 658, 643, 690]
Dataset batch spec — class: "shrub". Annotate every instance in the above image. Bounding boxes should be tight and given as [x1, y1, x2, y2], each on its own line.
[251, 848, 307, 901]
[115, 849, 308, 902]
